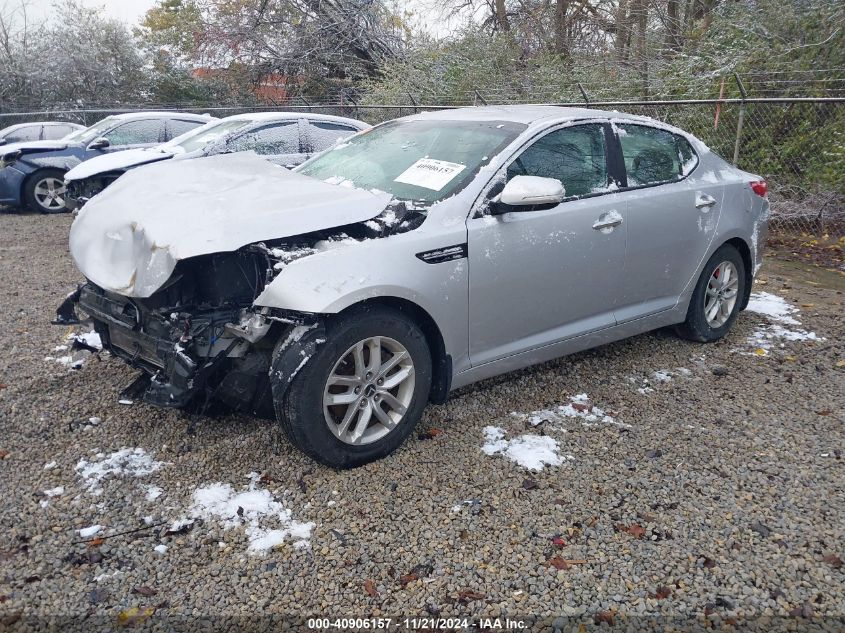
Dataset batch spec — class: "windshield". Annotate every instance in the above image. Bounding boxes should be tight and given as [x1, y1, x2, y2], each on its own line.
[62, 116, 119, 144]
[164, 118, 253, 154]
[298, 119, 527, 203]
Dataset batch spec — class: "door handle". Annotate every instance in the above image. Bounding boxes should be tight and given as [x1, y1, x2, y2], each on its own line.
[592, 211, 623, 231]
[695, 193, 717, 209]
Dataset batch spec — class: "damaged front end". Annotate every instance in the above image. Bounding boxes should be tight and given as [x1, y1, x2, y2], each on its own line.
[56, 202, 425, 415]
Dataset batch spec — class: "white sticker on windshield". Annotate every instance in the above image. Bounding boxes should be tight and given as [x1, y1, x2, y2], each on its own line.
[394, 158, 466, 191]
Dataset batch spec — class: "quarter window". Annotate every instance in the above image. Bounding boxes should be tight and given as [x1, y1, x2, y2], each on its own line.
[228, 122, 300, 155]
[104, 119, 167, 146]
[617, 124, 697, 186]
[506, 124, 609, 198]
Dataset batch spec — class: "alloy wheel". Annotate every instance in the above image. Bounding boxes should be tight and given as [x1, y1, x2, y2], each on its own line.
[33, 177, 66, 211]
[703, 260, 739, 328]
[323, 336, 415, 445]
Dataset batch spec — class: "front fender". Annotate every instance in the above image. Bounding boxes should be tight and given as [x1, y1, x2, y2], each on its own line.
[254, 230, 470, 373]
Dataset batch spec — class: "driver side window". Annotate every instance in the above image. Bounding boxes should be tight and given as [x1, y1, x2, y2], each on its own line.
[507, 124, 609, 198]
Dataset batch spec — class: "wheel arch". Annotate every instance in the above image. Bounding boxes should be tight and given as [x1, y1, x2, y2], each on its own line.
[336, 296, 451, 405]
[722, 236, 754, 310]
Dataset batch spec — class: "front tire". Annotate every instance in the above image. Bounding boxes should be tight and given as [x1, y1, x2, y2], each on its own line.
[275, 306, 432, 469]
[24, 169, 69, 213]
[677, 243, 746, 342]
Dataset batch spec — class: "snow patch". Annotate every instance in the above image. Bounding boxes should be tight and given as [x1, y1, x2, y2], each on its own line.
[481, 426, 570, 471]
[742, 292, 824, 355]
[179, 478, 314, 553]
[78, 525, 102, 538]
[75, 448, 164, 496]
[513, 394, 629, 428]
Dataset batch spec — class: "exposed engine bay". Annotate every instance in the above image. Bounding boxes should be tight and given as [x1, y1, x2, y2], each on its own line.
[58, 202, 426, 414]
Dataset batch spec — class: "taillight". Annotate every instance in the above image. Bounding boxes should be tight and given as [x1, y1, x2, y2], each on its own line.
[750, 181, 768, 197]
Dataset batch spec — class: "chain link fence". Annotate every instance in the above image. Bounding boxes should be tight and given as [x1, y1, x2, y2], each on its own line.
[2, 96, 843, 236]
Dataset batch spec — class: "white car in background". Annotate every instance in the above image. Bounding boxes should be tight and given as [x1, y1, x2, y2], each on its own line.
[63, 112, 370, 209]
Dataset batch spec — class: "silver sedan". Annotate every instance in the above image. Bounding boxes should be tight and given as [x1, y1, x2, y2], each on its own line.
[64, 105, 770, 468]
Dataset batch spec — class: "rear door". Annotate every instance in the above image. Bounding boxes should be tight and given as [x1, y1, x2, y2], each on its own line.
[227, 121, 305, 167]
[467, 121, 627, 366]
[611, 123, 723, 322]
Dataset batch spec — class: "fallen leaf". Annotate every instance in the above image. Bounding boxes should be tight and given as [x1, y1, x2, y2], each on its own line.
[702, 556, 717, 569]
[616, 523, 645, 539]
[363, 579, 378, 597]
[87, 537, 104, 548]
[753, 348, 767, 356]
[593, 610, 615, 626]
[822, 554, 842, 569]
[816, 409, 833, 416]
[117, 607, 154, 627]
[398, 573, 418, 587]
[651, 586, 672, 600]
[548, 557, 587, 570]
[571, 402, 590, 412]
[418, 427, 443, 440]
[551, 535, 567, 548]
[24, 575, 40, 583]
[456, 589, 485, 603]
[132, 586, 157, 597]
[0, 449, 9, 459]
[521, 478, 538, 490]
[836, 359, 845, 368]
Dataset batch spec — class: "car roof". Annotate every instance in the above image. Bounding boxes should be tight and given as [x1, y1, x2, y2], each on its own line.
[404, 104, 651, 125]
[221, 111, 369, 128]
[1, 121, 81, 132]
[110, 111, 213, 122]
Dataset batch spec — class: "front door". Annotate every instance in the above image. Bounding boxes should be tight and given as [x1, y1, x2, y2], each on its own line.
[467, 122, 627, 366]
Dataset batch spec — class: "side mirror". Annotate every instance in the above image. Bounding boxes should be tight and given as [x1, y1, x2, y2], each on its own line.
[496, 175, 566, 209]
[88, 137, 110, 150]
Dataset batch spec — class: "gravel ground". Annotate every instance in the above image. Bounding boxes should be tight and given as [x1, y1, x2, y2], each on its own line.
[1, 211, 843, 631]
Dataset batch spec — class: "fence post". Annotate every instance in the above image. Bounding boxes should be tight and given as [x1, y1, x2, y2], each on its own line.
[577, 83, 590, 105]
[408, 92, 418, 114]
[474, 89, 488, 106]
[298, 95, 311, 113]
[732, 72, 748, 166]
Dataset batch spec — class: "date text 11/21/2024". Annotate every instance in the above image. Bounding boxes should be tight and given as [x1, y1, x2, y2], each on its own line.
[306, 617, 529, 630]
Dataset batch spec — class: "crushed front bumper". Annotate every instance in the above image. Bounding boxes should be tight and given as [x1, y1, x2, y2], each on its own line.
[68, 284, 232, 408]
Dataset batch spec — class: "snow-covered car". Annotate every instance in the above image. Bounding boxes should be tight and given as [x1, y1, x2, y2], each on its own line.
[0, 121, 84, 145]
[0, 112, 214, 213]
[63, 112, 370, 210]
[57, 105, 769, 468]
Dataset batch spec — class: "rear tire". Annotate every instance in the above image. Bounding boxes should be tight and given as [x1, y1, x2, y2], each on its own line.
[275, 306, 432, 469]
[677, 243, 746, 343]
[24, 168, 69, 213]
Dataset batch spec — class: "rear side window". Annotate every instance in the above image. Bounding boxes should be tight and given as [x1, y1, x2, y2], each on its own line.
[506, 123, 608, 198]
[307, 121, 359, 152]
[617, 124, 698, 186]
[105, 119, 167, 146]
[228, 122, 300, 155]
[43, 125, 76, 140]
[167, 119, 205, 140]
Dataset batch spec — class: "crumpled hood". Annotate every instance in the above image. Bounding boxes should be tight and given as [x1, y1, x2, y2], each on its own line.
[69, 152, 392, 298]
[65, 147, 177, 181]
[1, 139, 70, 156]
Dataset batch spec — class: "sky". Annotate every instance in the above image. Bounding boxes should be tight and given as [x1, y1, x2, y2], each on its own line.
[4, 0, 158, 25]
